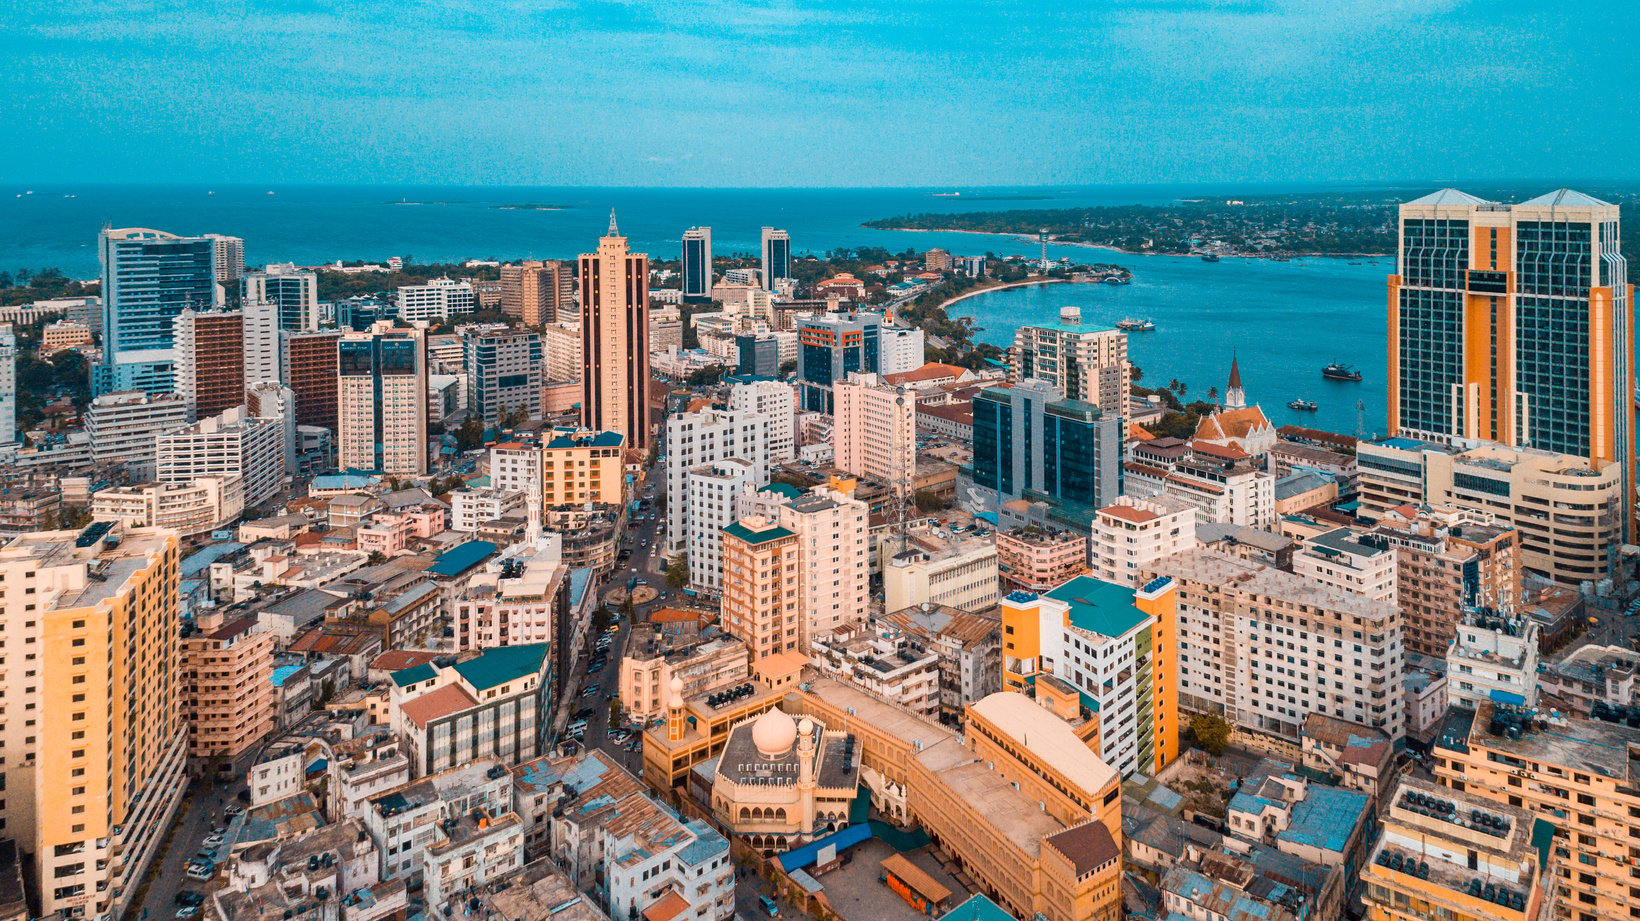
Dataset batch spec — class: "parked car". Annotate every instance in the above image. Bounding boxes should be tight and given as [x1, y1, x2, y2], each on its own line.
[176, 906, 200, 919]
[203, 833, 226, 848]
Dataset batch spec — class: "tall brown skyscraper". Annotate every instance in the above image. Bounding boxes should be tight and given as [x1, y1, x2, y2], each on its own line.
[580, 213, 651, 453]
[282, 330, 341, 432]
[173, 308, 246, 421]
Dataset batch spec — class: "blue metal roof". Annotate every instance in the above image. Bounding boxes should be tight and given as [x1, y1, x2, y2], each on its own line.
[453, 643, 548, 691]
[1044, 576, 1148, 638]
[427, 540, 496, 576]
[1277, 784, 1369, 855]
[939, 895, 1016, 921]
[389, 663, 437, 687]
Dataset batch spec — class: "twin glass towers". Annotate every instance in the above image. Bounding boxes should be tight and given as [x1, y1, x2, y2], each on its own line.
[1387, 188, 1634, 536]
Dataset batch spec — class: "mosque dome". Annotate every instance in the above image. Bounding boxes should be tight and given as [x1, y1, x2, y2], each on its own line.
[751, 708, 798, 757]
[667, 676, 685, 709]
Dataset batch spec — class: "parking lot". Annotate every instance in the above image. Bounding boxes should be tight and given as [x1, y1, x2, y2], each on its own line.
[808, 839, 969, 921]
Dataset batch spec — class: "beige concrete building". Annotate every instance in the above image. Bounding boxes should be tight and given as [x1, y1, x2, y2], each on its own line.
[182, 611, 276, 764]
[879, 605, 1001, 724]
[338, 323, 427, 476]
[1089, 496, 1198, 587]
[1433, 703, 1635, 921]
[501, 260, 572, 326]
[1145, 548, 1405, 744]
[997, 525, 1089, 593]
[1371, 505, 1522, 658]
[0, 525, 188, 921]
[809, 619, 941, 718]
[882, 526, 999, 614]
[92, 475, 246, 538]
[1358, 438, 1619, 584]
[1011, 309, 1130, 424]
[832, 372, 917, 493]
[620, 633, 751, 722]
[720, 517, 802, 660]
[579, 217, 650, 453]
[776, 481, 870, 647]
[1293, 527, 1398, 603]
[1363, 778, 1554, 921]
[539, 321, 582, 384]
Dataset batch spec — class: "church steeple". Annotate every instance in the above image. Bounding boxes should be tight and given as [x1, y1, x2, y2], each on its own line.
[1225, 352, 1246, 410]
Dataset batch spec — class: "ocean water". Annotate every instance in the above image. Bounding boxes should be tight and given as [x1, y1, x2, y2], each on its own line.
[0, 182, 1393, 434]
[946, 255, 1390, 436]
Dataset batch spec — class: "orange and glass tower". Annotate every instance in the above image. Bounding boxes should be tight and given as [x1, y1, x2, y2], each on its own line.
[1388, 188, 1634, 537]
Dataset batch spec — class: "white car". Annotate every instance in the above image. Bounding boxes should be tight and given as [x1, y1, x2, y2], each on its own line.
[203, 833, 225, 848]
[176, 907, 200, 919]
[185, 864, 214, 882]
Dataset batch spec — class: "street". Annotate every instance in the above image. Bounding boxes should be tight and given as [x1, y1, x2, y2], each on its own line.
[130, 777, 243, 921]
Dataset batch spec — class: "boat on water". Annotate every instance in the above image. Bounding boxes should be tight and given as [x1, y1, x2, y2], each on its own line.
[1201, 253, 1221, 263]
[1115, 319, 1156, 332]
[1322, 362, 1363, 382]
[1288, 399, 1318, 412]
[932, 191, 962, 198]
[1102, 275, 1129, 285]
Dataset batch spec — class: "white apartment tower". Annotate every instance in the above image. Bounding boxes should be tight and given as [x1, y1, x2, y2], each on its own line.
[0, 324, 15, 445]
[664, 407, 772, 554]
[1089, 496, 1199, 587]
[156, 404, 287, 507]
[396, 278, 475, 323]
[685, 459, 760, 598]
[1011, 309, 1131, 423]
[726, 379, 797, 463]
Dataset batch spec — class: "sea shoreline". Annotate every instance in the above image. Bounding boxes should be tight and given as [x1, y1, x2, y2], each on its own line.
[867, 225, 1391, 261]
[936, 277, 1068, 312]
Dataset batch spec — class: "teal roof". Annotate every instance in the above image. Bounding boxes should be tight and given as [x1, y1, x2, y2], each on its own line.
[1277, 783, 1369, 855]
[760, 483, 804, 500]
[723, 521, 796, 545]
[939, 895, 1016, 921]
[428, 540, 497, 576]
[390, 663, 437, 687]
[546, 430, 624, 450]
[1044, 576, 1148, 638]
[453, 643, 549, 691]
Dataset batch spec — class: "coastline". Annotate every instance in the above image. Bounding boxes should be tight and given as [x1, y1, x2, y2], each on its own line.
[867, 225, 1390, 261]
[936, 277, 1068, 312]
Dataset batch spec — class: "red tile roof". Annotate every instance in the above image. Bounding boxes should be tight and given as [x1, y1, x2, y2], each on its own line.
[399, 684, 479, 729]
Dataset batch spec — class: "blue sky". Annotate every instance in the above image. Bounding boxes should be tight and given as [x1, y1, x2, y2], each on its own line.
[2, 0, 1635, 187]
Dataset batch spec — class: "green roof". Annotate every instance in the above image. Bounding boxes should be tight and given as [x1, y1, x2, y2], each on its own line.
[546, 430, 624, 450]
[1045, 576, 1148, 638]
[723, 521, 796, 545]
[760, 483, 804, 500]
[453, 643, 549, 691]
[389, 663, 437, 687]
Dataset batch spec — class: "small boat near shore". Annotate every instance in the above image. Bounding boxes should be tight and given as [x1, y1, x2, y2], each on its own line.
[1115, 319, 1156, 332]
[1201, 253, 1221, 263]
[1288, 399, 1318, 411]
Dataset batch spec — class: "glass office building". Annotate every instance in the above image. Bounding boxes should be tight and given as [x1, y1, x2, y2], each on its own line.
[97, 228, 218, 396]
[973, 380, 1122, 509]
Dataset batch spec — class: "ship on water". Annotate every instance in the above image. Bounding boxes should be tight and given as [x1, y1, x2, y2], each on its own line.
[1201, 253, 1221, 263]
[1288, 399, 1317, 411]
[1322, 362, 1362, 382]
[1115, 319, 1156, 332]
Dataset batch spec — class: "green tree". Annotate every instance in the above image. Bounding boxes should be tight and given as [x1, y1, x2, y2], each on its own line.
[454, 417, 485, 451]
[664, 554, 689, 590]
[1190, 713, 1233, 756]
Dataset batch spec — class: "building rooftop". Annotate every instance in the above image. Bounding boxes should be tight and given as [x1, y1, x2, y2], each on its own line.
[454, 642, 548, 691]
[1044, 818, 1121, 878]
[723, 519, 796, 546]
[478, 858, 611, 921]
[399, 683, 480, 728]
[1440, 702, 1640, 783]
[1278, 783, 1369, 855]
[427, 540, 497, 576]
[969, 692, 1119, 796]
[1041, 575, 1149, 639]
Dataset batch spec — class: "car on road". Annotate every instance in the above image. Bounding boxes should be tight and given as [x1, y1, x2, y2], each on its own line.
[204, 832, 226, 848]
[581, 684, 601, 697]
[224, 804, 243, 818]
[759, 896, 781, 917]
[176, 906, 200, 919]
[185, 863, 215, 882]
[176, 892, 205, 907]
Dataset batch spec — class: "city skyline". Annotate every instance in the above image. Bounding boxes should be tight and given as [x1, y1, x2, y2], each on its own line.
[4, 2, 1637, 187]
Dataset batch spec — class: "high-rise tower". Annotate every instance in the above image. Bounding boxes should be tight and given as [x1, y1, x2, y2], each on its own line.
[337, 323, 427, 476]
[1387, 188, 1633, 536]
[682, 227, 713, 302]
[97, 228, 219, 396]
[579, 213, 651, 454]
[760, 227, 791, 292]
